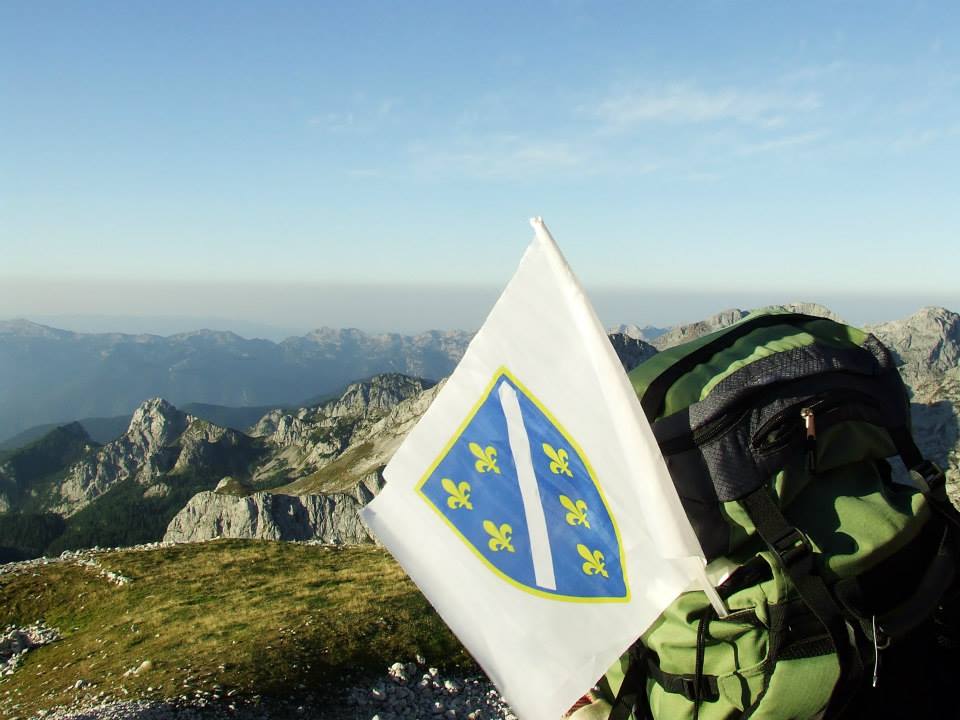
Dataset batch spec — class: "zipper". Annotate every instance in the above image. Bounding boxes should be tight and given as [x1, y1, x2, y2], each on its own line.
[801, 406, 817, 473]
[658, 383, 882, 457]
[690, 407, 752, 447]
[751, 390, 880, 451]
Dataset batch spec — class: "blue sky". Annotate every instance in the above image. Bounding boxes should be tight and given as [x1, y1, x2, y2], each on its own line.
[1, 2, 958, 335]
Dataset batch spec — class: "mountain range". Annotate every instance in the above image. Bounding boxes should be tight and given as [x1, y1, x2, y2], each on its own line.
[0, 305, 957, 560]
[0, 320, 474, 443]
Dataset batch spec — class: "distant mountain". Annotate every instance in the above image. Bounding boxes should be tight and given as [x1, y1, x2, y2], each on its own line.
[0, 422, 95, 515]
[0, 415, 130, 452]
[0, 402, 288, 452]
[2, 308, 958, 557]
[866, 307, 960, 503]
[608, 323, 668, 342]
[651, 302, 841, 350]
[867, 306, 960, 382]
[0, 322, 660, 447]
[0, 320, 473, 442]
[0, 373, 433, 557]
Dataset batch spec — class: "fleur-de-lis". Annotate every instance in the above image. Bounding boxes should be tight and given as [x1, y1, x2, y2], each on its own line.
[559, 495, 590, 528]
[469, 442, 500, 474]
[577, 544, 608, 578]
[442, 478, 473, 510]
[483, 520, 515, 553]
[543, 443, 572, 477]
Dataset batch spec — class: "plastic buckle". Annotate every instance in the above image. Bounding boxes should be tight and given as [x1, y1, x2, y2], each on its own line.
[772, 528, 811, 567]
[678, 676, 718, 703]
[910, 460, 946, 495]
[678, 677, 697, 700]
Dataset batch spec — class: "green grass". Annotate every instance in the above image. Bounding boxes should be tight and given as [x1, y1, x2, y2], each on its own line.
[0, 540, 472, 718]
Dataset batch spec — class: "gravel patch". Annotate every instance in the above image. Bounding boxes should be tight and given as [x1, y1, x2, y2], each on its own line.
[1, 622, 61, 678]
[10, 658, 517, 720]
[346, 657, 516, 720]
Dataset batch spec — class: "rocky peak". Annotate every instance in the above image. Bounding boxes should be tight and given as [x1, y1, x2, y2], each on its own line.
[126, 398, 190, 450]
[653, 308, 750, 350]
[772, 302, 844, 322]
[868, 307, 960, 378]
[245, 374, 434, 485]
[44, 421, 91, 444]
[608, 334, 658, 373]
[328, 374, 434, 418]
[608, 324, 667, 343]
[54, 398, 260, 517]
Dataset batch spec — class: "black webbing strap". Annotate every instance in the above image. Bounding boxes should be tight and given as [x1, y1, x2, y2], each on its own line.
[889, 426, 960, 531]
[609, 645, 651, 720]
[740, 487, 863, 716]
[644, 657, 720, 703]
[878, 525, 957, 640]
[639, 313, 823, 421]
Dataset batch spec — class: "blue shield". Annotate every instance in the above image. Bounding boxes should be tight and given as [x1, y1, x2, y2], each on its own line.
[417, 368, 628, 601]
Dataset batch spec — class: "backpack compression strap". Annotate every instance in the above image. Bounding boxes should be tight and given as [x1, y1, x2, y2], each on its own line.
[740, 487, 864, 717]
[889, 427, 960, 531]
[608, 644, 651, 720]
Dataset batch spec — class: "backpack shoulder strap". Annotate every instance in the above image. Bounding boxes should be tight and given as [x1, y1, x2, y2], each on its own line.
[740, 487, 864, 717]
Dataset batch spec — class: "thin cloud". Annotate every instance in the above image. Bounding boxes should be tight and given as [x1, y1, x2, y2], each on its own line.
[411, 137, 586, 179]
[893, 125, 960, 152]
[736, 131, 826, 155]
[594, 85, 821, 131]
[346, 168, 384, 178]
[308, 111, 357, 132]
[308, 97, 398, 132]
[779, 61, 848, 84]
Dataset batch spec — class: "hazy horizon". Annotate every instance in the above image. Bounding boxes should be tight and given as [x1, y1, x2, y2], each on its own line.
[2, 278, 956, 340]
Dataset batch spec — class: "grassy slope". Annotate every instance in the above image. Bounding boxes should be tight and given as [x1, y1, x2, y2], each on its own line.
[275, 441, 381, 496]
[0, 541, 471, 718]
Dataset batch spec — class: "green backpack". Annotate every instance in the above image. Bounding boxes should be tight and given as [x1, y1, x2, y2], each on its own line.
[599, 310, 960, 720]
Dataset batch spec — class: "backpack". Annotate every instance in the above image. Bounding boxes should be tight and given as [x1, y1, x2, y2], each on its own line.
[598, 310, 960, 720]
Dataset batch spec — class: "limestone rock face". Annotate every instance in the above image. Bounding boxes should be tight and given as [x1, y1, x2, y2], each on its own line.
[653, 309, 750, 350]
[868, 307, 960, 383]
[56, 398, 258, 516]
[125, 399, 188, 452]
[608, 333, 658, 373]
[867, 308, 960, 503]
[773, 302, 844, 323]
[249, 374, 434, 485]
[163, 491, 373, 544]
[651, 302, 843, 352]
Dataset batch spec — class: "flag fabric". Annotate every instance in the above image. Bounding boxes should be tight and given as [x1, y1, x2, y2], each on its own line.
[361, 218, 719, 720]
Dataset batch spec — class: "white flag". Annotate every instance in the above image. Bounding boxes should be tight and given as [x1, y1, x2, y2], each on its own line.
[362, 219, 719, 720]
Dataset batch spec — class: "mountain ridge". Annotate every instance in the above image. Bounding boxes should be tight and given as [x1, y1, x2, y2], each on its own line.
[1, 305, 957, 557]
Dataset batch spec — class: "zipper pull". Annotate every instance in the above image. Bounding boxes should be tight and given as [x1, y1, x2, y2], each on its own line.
[801, 407, 817, 473]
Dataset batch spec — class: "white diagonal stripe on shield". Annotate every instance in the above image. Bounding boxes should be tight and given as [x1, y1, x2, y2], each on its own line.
[498, 381, 557, 591]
